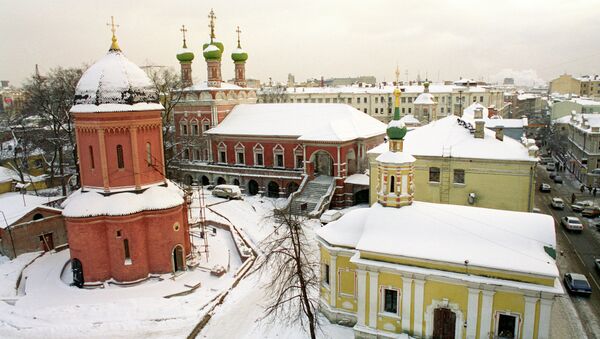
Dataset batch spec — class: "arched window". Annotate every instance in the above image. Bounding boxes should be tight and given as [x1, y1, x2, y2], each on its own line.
[146, 142, 152, 166]
[390, 176, 395, 193]
[89, 146, 95, 169]
[123, 239, 131, 264]
[116, 145, 124, 169]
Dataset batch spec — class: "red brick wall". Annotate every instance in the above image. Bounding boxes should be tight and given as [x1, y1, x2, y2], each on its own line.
[211, 138, 303, 169]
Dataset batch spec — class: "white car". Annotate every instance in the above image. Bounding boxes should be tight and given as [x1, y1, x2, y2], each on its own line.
[572, 200, 594, 212]
[551, 197, 565, 210]
[546, 163, 556, 171]
[320, 209, 342, 225]
[561, 216, 583, 232]
[212, 185, 242, 200]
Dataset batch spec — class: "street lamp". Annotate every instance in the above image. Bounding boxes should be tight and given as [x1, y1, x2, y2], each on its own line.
[0, 211, 16, 258]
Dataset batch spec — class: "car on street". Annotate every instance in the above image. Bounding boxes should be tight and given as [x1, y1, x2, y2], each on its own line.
[546, 163, 556, 171]
[211, 185, 243, 200]
[549, 172, 557, 180]
[539, 183, 551, 192]
[553, 175, 563, 183]
[551, 197, 565, 210]
[582, 206, 600, 218]
[561, 216, 584, 232]
[540, 157, 552, 165]
[590, 219, 600, 231]
[572, 200, 594, 212]
[563, 273, 592, 296]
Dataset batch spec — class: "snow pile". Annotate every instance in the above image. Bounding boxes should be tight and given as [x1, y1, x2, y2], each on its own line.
[0, 166, 15, 182]
[317, 201, 558, 278]
[376, 151, 416, 164]
[71, 103, 163, 113]
[369, 114, 534, 161]
[72, 50, 160, 110]
[203, 44, 220, 53]
[0, 252, 41, 298]
[345, 173, 369, 186]
[62, 181, 183, 218]
[206, 104, 386, 142]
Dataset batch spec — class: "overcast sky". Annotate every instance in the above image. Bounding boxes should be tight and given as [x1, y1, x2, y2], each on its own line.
[1, 0, 599, 87]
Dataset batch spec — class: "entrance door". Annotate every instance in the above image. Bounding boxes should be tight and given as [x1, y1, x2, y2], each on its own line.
[433, 307, 456, 339]
[313, 151, 333, 176]
[39, 233, 54, 252]
[248, 180, 259, 195]
[72, 258, 84, 288]
[173, 245, 185, 272]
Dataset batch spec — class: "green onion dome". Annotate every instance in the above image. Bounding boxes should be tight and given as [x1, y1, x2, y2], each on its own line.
[202, 43, 222, 60]
[176, 47, 195, 62]
[387, 119, 407, 140]
[231, 47, 248, 62]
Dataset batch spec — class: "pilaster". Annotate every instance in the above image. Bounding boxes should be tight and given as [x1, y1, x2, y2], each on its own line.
[401, 277, 413, 332]
[538, 298, 553, 339]
[523, 296, 538, 339]
[466, 288, 480, 339]
[356, 269, 367, 326]
[413, 279, 425, 337]
[368, 271, 379, 327]
[478, 290, 495, 339]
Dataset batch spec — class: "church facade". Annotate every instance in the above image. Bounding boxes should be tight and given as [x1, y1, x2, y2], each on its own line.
[62, 29, 191, 285]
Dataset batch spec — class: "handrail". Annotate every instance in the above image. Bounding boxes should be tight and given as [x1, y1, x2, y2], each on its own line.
[308, 177, 336, 218]
[281, 174, 309, 209]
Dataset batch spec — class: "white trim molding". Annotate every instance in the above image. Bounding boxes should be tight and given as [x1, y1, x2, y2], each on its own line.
[425, 298, 464, 339]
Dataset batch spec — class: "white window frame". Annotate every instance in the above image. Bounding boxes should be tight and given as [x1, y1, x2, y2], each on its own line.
[218, 142, 227, 164]
[202, 118, 210, 133]
[322, 263, 330, 289]
[273, 144, 285, 168]
[379, 286, 401, 317]
[235, 142, 245, 165]
[294, 145, 304, 169]
[337, 268, 357, 298]
[190, 119, 199, 136]
[253, 143, 264, 167]
[494, 311, 521, 339]
[179, 119, 188, 136]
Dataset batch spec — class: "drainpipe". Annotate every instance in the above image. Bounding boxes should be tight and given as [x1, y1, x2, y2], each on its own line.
[528, 165, 534, 212]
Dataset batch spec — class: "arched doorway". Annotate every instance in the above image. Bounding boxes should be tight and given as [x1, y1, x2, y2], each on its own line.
[248, 180, 259, 195]
[346, 149, 357, 175]
[71, 258, 84, 288]
[172, 245, 185, 272]
[433, 307, 456, 339]
[354, 189, 369, 205]
[311, 150, 334, 177]
[201, 175, 209, 186]
[267, 181, 280, 198]
[287, 182, 299, 195]
[184, 174, 193, 186]
[217, 177, 226, 185]
[233, 179, 240, 186]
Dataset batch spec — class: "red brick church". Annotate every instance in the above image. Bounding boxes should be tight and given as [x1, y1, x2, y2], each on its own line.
[62, 25, 191, 285]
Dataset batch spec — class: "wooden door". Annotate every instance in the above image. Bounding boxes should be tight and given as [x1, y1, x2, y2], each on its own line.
[433, 307, 456, 339]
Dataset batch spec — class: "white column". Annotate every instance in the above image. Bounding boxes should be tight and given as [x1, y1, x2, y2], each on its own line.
[402, 278, 413, 332]
[466, 288, 480, 339]
[356, 269, 367, 326]
[522, 296, 538, 339]
[368, 271, 379, 327]
[329, 255, 337, 308]
[413, 279, 425, 337]
[478, 290, 495, 339]
[538, 298, 553, 339]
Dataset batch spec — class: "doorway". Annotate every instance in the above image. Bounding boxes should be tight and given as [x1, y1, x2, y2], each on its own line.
[433, 307, 456, 339]
[39, 233, 54, 252]
[201, 175, 210, 186]
[248, 180, 259, 195]
[267, 181, 280, 198]
[217, 177, 226, 185]
[311, 151, 334, 176]
[71, 258, 84, 288]
[172, 245, 185, 272]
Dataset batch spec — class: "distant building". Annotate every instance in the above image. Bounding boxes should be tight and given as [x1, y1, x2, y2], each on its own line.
[324, 76, 376, 87]
[317, 110, 561, 339]
[503, 77, 515, 85]
[287, 73, 295, 87]
[549, 73, 600, 99]
[558, 112, 600, 186]
[550, 96, 600, 120]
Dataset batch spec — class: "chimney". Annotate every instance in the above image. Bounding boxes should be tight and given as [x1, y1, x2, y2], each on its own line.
[474, 107, 484, 138]
[495, 126, 504, 141]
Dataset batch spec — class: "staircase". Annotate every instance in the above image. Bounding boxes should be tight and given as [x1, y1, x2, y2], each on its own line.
[288, 176, 335, 216]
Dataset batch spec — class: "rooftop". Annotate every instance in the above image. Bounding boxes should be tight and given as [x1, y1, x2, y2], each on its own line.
[0, 193, 63, 227]
[206, 103, 386, 142]
[272, 83, 491, 95]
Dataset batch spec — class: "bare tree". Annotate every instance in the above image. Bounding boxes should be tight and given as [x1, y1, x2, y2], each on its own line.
[252, 205, 320, 339]
[22, 67, 84, 195]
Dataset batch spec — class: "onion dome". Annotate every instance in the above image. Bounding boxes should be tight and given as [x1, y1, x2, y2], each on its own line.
[176, 39, 194, 63]
[203, 43, 222, 60]
[231, 47, 248, 62]
[71, 34, 160, 112]
[387, 119, 407, 140]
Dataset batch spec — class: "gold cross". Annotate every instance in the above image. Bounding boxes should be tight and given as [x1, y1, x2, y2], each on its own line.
[208, 9, 216, 40]
[395, 65, 400, 84]
[106, 16, 120, 51]
[180, 24, 188, 48]
[236, 26, 242, 48]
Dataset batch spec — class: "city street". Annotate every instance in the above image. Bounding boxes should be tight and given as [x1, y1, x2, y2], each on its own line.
[536, 165, 600, 338]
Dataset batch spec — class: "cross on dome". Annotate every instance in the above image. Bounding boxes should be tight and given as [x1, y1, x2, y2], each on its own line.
[236, 26, 242, 48]
[106, 16, 120, 51]
[208, 9, 217, 41]
[180, 24, 188, 48]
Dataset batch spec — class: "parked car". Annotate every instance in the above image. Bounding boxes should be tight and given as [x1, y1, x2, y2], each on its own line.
[540, 157, 552, 165]
[582, 206, 600, 218]
[211, 185, 243, 199]
[539, 183, 551, 192]
[532, 207, 542, 213]
[564, 273, 592, 296]
[572, 200, 594, 212]
[553, 175, 563, 184]
[590, 219, 600, 231]
[320, 209, 343, 225]
[551, 197, 565, 210]
[595, 259, 600, 272]
[591, 168, 600, 175]
[561, 216, 583, 232]
[549, 172, 557, 180]
[546, 163, 556, 171]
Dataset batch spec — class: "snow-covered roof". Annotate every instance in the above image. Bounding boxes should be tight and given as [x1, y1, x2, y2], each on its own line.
[183, 81, 254, 92]
[369, 115, 534, 161]
[376, 151, 416, 164]
[61, 180, 184, 218]
[344, 173, 369, 186]
[206, 104, 386, 142]
[0, 193, 63, 227]
[317, 202, 558, 278]
[72, 50, 161, 112]
[414, 92, 436, 105]
[275, 83, 489, 95]
[462, 103, 526, 129]
[399, 114, 421, 125]
[0, 166, 15, 183]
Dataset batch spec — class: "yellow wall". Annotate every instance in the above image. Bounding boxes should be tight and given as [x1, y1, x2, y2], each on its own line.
[549, 74, 581, 96]
[369, 154, 536, 212]
[0, 180, 11, 194]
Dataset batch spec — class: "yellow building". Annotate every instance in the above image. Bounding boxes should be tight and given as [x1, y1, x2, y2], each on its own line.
[549, 74, 600, 99]
[316, 110, 562, 339]
[368, 104, 538, 212]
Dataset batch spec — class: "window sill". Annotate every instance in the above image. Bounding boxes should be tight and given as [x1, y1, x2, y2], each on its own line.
[453, 183, 466, 187]
[378, 312, 401, 320]
[428, 181, 440, 186]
